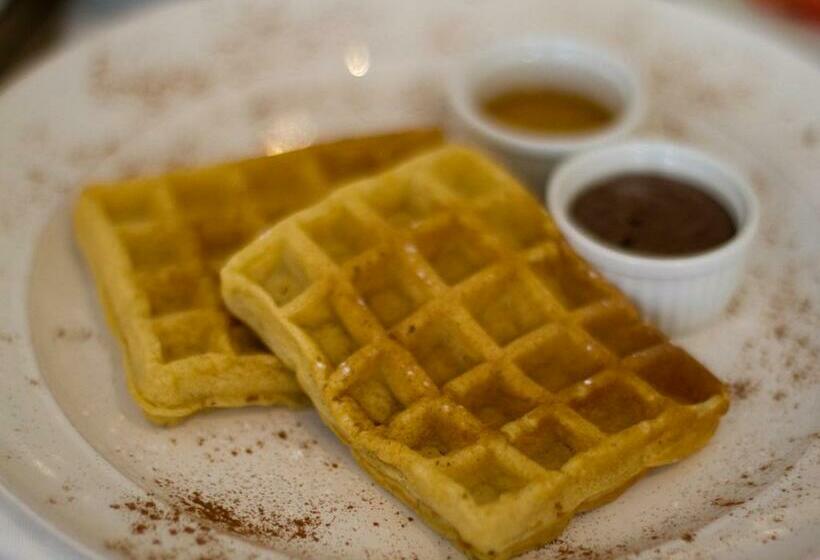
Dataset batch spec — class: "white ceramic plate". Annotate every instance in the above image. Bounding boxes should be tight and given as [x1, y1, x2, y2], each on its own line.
[1, 1, 818, 559]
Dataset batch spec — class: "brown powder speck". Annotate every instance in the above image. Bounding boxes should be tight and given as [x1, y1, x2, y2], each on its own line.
[712, 497, 746, 507]
[277, 430, 288, 440]
[681, 532, 695, 542]
[132, 523, 147, 535]
[103, 539, 137, 560]
[725, 291, 744, 316]
[54, 326, 93, 342]
[659, 115, 689, 140]
[791, 367, 811, 383]
[762, 533, 779, 543]
[27, 167, 46, 184]
[773, 324, 787, 340]
[726, 294, 743, 317]
[230, 450, 238, 457]
[729, 380, 758, 400]
[27, 378, 39, 386]
[551, 537, 599, 559]
[801, 126, 818, 148]
[798, 298, 811, 314]
[373, 521, 380, 527]
[772, 390, 787, 401]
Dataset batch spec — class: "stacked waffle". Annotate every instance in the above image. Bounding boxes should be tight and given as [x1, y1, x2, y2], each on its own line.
[75, 129, 442, 423]
[76, 134, 729, 558]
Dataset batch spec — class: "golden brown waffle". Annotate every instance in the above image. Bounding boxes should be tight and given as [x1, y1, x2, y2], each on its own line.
[222, 146, 730, 559]
[74, 129, 443, 424]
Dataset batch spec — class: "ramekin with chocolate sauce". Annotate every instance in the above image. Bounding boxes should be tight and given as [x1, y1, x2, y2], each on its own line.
[548, 141, 759, 334]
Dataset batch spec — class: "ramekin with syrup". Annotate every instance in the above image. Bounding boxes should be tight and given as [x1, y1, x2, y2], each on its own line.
[548, 141, 759, 334]
[447, 38, 644, 188]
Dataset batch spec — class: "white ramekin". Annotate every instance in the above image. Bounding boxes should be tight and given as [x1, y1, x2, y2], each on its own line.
[446, 37, 645, 191]
[547, 141, 760, 335]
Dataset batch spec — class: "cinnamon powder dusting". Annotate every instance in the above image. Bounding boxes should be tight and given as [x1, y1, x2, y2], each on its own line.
[106, 483, 323, 560]
[173, 488, 321, 543]
[89, 51, 211, 111]
[729, 379, 758, 400]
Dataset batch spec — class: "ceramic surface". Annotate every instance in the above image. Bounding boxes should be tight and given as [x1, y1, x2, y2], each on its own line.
[0, 1, 818, 559]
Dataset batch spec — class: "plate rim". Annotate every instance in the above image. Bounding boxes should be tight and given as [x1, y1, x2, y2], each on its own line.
[0, 0, 818, 558]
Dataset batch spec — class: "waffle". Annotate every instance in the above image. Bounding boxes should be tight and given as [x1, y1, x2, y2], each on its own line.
[222, 146, 730, 559]
[74, 129, 443, 424]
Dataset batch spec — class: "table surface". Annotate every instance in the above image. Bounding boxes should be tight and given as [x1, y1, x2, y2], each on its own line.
[64, 0, 817, 55]
[1, 0, 818, 89]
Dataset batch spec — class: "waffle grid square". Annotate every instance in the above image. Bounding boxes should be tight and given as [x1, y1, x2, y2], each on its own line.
[74, 129, 443, 422]
[222, 146, 730, 559]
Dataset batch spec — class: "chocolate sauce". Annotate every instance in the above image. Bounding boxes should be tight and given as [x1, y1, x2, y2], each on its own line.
[570, 173, 736, 257]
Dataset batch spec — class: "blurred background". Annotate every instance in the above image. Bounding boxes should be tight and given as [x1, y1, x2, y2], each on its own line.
[0, 0, 818, 85]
